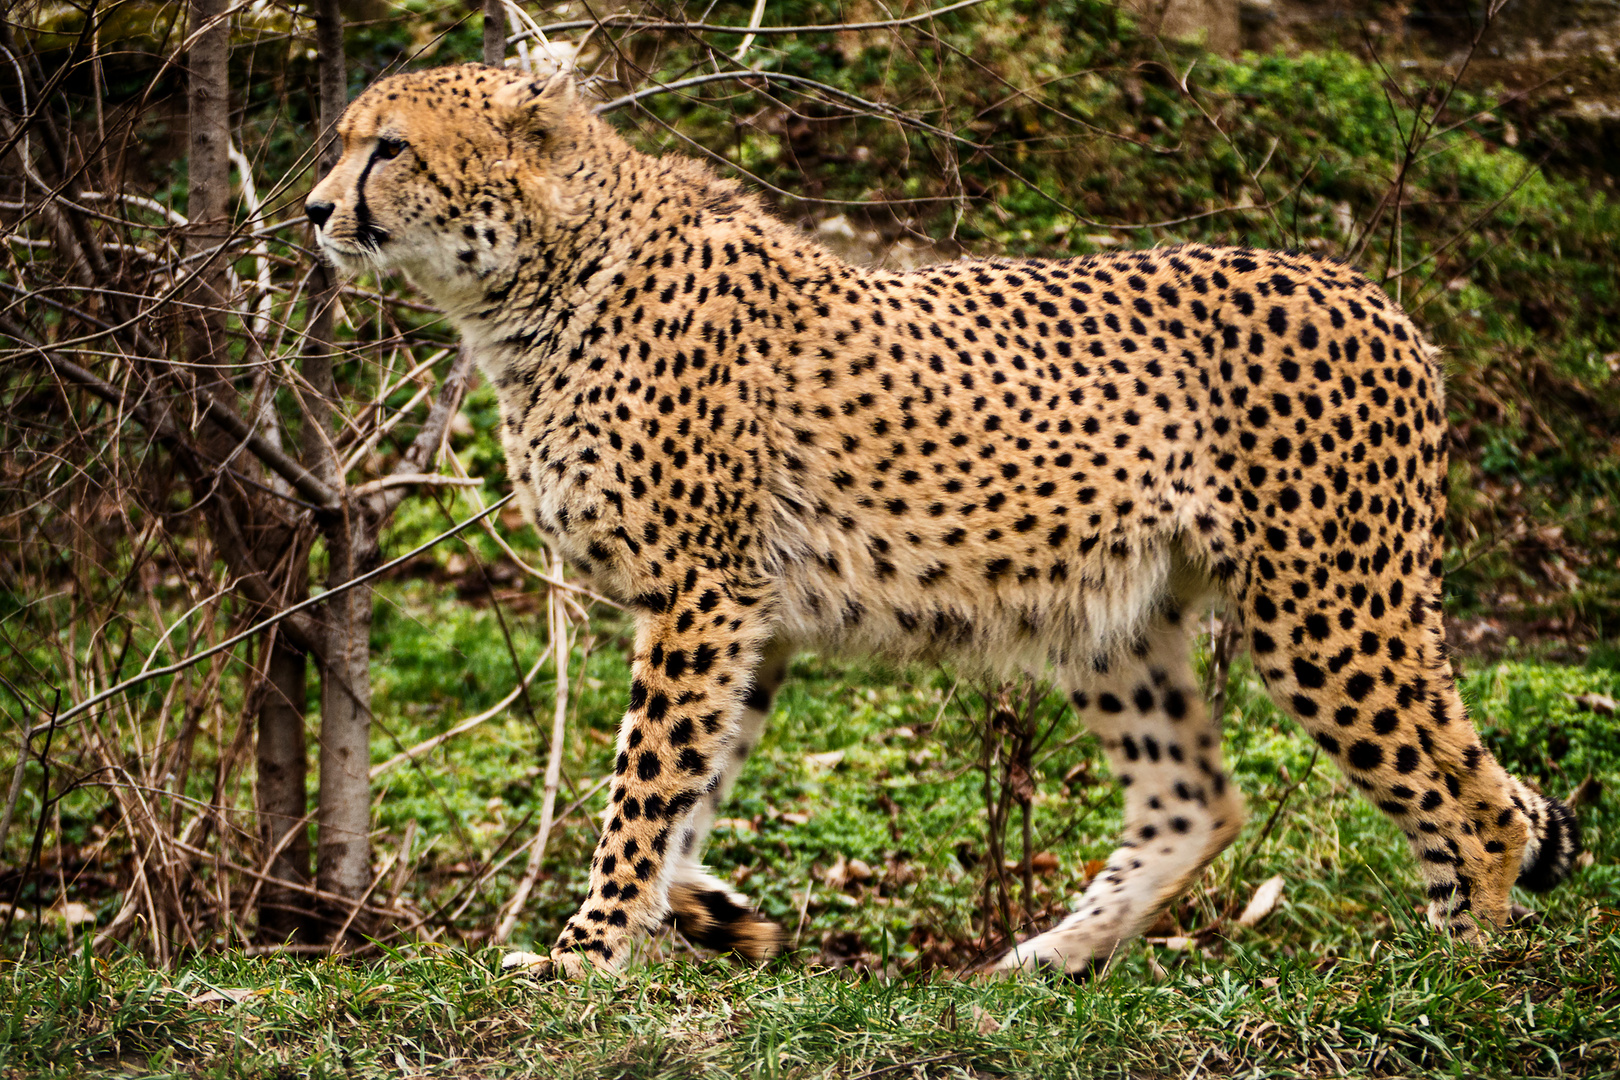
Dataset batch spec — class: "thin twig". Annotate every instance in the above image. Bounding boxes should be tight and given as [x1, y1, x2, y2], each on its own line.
[512, 0, 994, 44]
[370, 643, 553, 780]
[44, 495, 513, 732]
[0, 690, 59, 940]
[493, 551, 573, 944]
[1225, 748, 1319, 905]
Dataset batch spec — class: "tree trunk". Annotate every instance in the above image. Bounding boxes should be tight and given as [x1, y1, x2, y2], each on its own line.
[242, 0, 348, 942]
[187, 0, 325, 944]
[256, 634, 313, 942]
[483, 0, 506, 66]
[305, 0, 347, 402]
[184, 0, 231, 374]
[314, 510, 380, 921]
[304, 0, 346, 398]
[185, 0, 319, 940]
[302, 0, 383, 932]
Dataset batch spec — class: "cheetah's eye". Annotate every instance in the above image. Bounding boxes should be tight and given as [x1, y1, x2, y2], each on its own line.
[375, 136, 408, 160]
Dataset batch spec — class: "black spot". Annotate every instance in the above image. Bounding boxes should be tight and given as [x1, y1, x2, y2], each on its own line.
[1292, 658, 1326, 689]
[1345, 672, 1375, 701]
[1347, 740, 1383, 770]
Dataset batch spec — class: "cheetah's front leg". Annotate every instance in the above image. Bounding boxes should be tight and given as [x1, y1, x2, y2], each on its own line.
[549, 590, 775, 975]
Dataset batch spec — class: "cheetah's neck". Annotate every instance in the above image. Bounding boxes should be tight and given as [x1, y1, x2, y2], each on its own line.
[442, 123, 857, 397]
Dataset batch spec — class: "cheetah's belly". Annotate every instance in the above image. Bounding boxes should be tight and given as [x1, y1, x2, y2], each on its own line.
[763, 510, 1195, 673]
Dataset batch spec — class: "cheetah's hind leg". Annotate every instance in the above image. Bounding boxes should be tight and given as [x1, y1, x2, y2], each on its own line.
[664, 638, 794, 962]
[996, 603, 1246, 975]
[1235, 549, 1582, 938]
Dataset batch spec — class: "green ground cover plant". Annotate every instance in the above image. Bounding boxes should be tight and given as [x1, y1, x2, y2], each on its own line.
[2, 633, 1616, 1077]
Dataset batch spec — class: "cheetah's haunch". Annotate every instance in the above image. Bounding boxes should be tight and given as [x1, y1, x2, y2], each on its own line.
[307, 64, 1581, 976]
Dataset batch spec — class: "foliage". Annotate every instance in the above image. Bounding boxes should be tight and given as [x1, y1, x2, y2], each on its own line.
[2, 636, 1618, 1077]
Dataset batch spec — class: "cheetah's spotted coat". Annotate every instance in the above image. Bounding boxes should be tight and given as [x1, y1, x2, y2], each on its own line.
[307, 64, 1580, 976]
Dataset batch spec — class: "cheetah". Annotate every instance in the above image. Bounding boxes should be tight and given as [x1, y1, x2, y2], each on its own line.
[306, 63, 1581, 976]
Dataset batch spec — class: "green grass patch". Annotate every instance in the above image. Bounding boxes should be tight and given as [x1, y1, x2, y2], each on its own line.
[5, 596, 1615, 1076]
[3, 916, 1616, 1078]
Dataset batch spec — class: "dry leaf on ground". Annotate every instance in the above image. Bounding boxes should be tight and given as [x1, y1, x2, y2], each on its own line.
[822, 855, 874, 891]
[1237, 874, 1287, 927]
[1570, 693, 1617, 716]
[822, 854, 849, 890]
[0, 902, 96, 926]
[1145, 935, 1196, 951]
[188, 988, 259, 1008]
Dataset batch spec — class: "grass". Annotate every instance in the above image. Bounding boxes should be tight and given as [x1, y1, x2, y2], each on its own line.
[4, 577, 1617, 1077]
[3, 909, 1617, 1077]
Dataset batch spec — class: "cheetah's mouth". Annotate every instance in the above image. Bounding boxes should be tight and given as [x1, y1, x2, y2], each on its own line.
[314, 231, 386, 273]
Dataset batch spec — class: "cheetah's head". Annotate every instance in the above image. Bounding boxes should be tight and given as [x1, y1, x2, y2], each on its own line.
[306, 64, 585, 309]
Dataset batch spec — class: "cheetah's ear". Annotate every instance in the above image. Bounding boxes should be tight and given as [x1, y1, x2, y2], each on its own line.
[490, 71, 578, 142]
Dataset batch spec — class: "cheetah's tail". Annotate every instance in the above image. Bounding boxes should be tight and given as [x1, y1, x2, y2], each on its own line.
[1515, 786, 1583, 894]
[667, 880, 786, 962]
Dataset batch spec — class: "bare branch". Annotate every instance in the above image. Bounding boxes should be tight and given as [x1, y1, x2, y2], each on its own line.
[15, 335, 342, 511]
[379, 345, 477, 516]
[513, 0, 994, 44]
[195, 386, 341, 510]
[43, 495, 514, 733]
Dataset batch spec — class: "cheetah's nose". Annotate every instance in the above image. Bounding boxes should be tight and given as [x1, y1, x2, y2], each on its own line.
[306, 200, 335, 229]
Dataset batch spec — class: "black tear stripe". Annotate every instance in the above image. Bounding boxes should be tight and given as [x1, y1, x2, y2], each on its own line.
[353, 149, 391, 250]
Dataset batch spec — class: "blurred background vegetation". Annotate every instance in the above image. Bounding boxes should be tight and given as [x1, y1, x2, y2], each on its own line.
[2, 4, 1618, 1064]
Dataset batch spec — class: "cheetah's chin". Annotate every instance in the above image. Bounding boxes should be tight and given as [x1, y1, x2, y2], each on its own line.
[313, 236, 380, 276]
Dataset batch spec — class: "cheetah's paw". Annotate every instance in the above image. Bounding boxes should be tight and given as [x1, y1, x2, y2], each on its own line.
[990, 919, 1126, 979]
[500, 950, 553, 976]
[499, 948, 600, 979]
